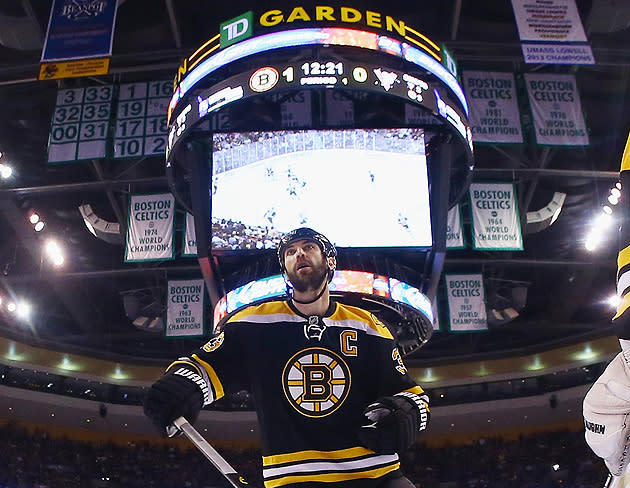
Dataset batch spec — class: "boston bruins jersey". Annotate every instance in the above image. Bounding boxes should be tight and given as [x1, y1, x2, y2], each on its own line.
[166, 298, 429, 488]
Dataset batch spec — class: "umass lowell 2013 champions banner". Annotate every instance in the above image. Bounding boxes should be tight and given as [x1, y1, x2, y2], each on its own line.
[125, 193, 175, 262]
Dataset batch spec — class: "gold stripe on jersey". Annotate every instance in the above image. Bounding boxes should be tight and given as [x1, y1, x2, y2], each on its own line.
[263, 446, 377, 466]
[263, 463, 401, 488]
[403, 385, 426, 396]
[328, 304, 394, 339]
[165, 360, 203, 377]
[191, 353, 225, 401]
[228, 301, 301, 324]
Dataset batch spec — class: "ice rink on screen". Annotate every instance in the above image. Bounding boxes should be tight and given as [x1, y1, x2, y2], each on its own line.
[211, 147, 432, 248]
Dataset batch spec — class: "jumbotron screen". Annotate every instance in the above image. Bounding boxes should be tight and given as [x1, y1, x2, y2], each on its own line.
[210, 128, 432, 251]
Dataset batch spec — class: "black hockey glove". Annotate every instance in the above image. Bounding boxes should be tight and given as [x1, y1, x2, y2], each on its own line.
[357, 394, 429, 454]
[143, 370, 204, 433]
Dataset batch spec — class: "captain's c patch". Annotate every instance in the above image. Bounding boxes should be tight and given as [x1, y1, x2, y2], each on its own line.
[282, 347, 351, 418]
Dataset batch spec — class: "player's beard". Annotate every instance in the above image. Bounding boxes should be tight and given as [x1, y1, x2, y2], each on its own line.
[288, 260, 328, 294]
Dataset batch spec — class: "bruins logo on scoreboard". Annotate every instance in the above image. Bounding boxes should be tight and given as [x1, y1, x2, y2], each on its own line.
[282, 347, 351, 418]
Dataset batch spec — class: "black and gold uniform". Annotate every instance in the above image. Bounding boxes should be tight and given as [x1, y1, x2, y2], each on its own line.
[166, 298, 429, 488]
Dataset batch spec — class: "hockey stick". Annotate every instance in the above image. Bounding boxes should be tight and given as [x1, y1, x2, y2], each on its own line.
[167, 416, 253, 488]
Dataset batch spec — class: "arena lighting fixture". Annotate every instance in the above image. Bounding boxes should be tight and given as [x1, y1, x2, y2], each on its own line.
[34, 221, 45, 232]
[525, 355, 545, 371]
[58, 355, 80, 371]
[0, 162, 12, 179]
[15, 301, 31, 320]
[608, 294, 621, 309]
[571, 344, 600, 361]
[44, 239, 64, 266]
[7, 302, 16, 312]
[28, 212, 40, 224]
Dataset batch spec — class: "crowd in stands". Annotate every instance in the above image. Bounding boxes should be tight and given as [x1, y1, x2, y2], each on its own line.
[211, 218, 282, 251]
[0, 423, 608, 488]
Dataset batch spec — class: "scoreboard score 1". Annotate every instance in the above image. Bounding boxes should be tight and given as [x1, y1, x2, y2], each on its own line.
[167, 58, 472, 161]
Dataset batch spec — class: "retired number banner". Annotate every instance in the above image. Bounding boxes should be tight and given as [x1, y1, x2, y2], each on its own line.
[125, 193, 175, 262]
[183, 212, 198, 257]
[445, 274, 487, 331]
[166, 279, 205, 337]
[469, 183, 523, 251]
[524, 73, 589, 146]
[446, 204, 465, 249]
[463, 71, 523, 144]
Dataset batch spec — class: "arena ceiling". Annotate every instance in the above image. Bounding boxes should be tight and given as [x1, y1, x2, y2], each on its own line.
[0, 0, 628, 367]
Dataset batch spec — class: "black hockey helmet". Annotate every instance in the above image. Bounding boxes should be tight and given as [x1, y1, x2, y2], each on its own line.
[277, 227, 337, 274]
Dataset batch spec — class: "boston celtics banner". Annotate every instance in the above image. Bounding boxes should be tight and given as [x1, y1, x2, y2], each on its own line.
[166, 279, 205, 337]
[183, 212, 197, 257]
[125, 193, 175, 262]
[446, 204, 465, 249]
[524, 73, 589, 146]
[463, 71, 523, 144]
[445, 274, 487, 332]
[469, 183, 523, 251]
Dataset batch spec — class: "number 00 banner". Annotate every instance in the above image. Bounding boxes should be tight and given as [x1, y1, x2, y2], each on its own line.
[125, 193, 175, 262]
[166, 279, 205, 337]
[469, 182, 523, 251]
[445, 274, 487, 332]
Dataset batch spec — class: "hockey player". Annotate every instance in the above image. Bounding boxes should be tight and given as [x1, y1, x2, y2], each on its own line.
[583, 136, 630, 488]
[144, 227, 430, 488]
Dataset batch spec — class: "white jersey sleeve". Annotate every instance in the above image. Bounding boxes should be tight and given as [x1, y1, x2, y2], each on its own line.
[583, 340, 630, 477]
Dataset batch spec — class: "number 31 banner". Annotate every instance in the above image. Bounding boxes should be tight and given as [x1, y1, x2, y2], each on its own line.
[125, 193, 175, 262]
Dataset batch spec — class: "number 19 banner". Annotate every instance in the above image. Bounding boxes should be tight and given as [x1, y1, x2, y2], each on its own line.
[125, 193, 175, 262]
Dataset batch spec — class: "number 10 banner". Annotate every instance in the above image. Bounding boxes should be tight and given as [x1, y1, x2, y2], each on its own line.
[125, 193, 175, 262]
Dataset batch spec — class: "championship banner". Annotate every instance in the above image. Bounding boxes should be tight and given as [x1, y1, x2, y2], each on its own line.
[446, 204, 465, 249]
[166, 279, 205, 337]
[40, 0, 119, 80]
[524, 73, 589, 146]
[125, 193, 175, 262]
[511, 0, 595, 65]
[463, 71, 523, 144]
[445, 274, 487, 332]
[183, 212, 198, 257]
[469, 183, 523, 251]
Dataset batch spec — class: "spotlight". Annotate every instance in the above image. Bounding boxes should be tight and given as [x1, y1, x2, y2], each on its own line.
[29, 212, 40, 224]
[34, 221, 45, 232]
[0, 163, 12, 179]
[44, 239, 64, 267]
[15, 302, 31, 319]
[7, 302, 16, 312]
[608, 295, 621, 308]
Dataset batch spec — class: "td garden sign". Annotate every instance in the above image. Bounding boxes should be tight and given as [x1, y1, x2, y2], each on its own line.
[173, 5, 458, 90]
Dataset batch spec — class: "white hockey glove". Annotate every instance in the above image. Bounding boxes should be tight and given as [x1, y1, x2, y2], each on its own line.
[583, 348, 630, 476]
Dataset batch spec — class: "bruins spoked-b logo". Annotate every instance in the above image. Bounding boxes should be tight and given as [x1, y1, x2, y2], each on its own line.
[282, 347, 351, 418]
